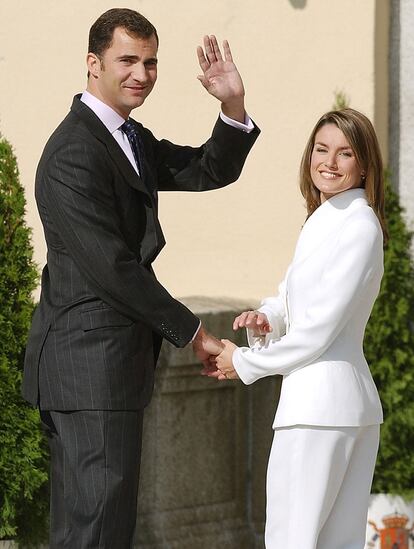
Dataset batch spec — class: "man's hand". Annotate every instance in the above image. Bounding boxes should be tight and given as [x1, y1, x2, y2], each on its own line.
[193, 326, 224, 372]
[197, 35, 245, 123]
[233, 310, 272, 337]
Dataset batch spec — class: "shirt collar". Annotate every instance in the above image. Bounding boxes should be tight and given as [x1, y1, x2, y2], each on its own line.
[80, 90, 125, 134]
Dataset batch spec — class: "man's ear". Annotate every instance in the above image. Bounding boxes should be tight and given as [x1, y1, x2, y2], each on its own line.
[87, 53, 101, 79]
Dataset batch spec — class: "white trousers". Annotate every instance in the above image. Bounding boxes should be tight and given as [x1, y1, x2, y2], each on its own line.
[265, 424, 380, 549]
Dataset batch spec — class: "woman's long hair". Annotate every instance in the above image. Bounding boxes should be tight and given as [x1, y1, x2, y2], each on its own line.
[299, 108, 388, 242]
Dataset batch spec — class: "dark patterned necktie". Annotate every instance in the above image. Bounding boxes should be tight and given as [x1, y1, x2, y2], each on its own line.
[121, 120, 145, 178]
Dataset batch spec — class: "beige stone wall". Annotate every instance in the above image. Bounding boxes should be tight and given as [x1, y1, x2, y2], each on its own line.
[0, 0, 388, 303]
[136, 297, 280, 548]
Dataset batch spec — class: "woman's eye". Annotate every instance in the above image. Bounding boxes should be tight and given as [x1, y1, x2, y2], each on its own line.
[315, 147, 327, 153]
[340, 151, 352, 157]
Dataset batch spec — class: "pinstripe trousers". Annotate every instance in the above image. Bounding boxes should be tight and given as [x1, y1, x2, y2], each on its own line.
[41, 409, 144, 549]
[265, 424, 380, 549]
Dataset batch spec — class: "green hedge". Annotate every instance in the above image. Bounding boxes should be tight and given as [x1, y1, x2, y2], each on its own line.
[0, 136, 48, 544]
[365, 173, 414, 498]
[331, 94, 414, 498]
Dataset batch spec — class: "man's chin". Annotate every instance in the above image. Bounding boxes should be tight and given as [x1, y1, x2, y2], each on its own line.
[128, 98, 146, 111]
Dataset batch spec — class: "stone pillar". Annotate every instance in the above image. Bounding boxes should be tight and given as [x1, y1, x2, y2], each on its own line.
[134, 297, 281, 549]
[389, 0, 414, 232]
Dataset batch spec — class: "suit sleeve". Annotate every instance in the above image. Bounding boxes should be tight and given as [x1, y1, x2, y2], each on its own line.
[233, 217, 383, 383]
[40, 140, 199, 347]
[147, 116, 260, 192]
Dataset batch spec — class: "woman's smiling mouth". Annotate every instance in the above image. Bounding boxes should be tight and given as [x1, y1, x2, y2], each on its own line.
[319, 171, 342, 180]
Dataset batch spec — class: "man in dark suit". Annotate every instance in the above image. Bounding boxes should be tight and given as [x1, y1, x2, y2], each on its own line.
[22, 8, 259, 548]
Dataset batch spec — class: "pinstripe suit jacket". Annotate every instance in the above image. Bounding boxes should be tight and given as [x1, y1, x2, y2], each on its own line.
[23, 95, 260, 410]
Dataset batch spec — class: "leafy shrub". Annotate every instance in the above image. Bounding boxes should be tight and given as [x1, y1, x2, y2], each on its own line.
[332, 93, 414, 497]
[0, 135, 48, 544]
[365, 173, 414, 498]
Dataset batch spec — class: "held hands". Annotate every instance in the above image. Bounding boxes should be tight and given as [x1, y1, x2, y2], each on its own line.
[192, 326, 224, 371]
[197, 35, 245, 123]
[215, 339, 239, 380]
[193, 327, 239, 381]
[197, 311, 272, 381]
[210, 311, 271, 381]
[201, 339, 239, 381]
[195, 311, 271, 381]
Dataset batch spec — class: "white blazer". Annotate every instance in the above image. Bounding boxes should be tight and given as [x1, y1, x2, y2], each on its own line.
[233, 188, 384, 428]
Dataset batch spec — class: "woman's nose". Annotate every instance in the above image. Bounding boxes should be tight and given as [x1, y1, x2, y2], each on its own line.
[324, 155, 337, 169]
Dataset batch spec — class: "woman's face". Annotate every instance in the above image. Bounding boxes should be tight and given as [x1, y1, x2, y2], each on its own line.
[310, 123, 363, 202]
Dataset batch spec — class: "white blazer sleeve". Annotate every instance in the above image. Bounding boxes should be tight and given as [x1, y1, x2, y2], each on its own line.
[233, 217, 383, 384]
[246, 278, 288, 347]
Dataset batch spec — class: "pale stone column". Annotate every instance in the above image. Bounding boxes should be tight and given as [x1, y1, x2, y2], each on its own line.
[389, 0, 414, 231]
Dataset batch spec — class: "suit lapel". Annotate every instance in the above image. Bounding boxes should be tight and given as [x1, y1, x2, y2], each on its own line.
[70, 95, 166, 263]
[70, 95, 151, 197]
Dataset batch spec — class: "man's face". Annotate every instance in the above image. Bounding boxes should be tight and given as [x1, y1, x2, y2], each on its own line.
[88, 27, 158, 118]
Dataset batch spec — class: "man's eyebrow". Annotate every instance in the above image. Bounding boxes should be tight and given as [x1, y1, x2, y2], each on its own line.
[116, 55, 139, 61]
[115, 55, 158, 63]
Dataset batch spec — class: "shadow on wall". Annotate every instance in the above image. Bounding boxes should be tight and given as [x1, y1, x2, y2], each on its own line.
[289, 0, 307, 8]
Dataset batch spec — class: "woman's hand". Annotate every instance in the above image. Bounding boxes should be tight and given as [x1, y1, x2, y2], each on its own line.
[233, 310, 272, 336]
[215, 339, 239, 380]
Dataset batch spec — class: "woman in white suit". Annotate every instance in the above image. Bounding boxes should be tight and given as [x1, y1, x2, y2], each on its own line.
[211, 108, 387, 548]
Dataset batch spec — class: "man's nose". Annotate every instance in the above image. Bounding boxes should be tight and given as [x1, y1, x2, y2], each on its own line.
[131, 63, 147, 83]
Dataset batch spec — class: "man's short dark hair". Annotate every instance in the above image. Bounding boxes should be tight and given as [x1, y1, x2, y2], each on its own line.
[88, 8, 158, 58]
